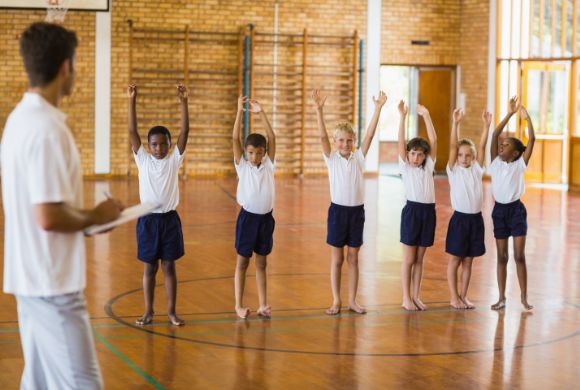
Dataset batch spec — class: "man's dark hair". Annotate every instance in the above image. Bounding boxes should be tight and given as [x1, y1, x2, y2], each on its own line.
[148, 126, 171, 142]
[245, 133, 267, 149]
[507, 137, 526, 161]
[20, 22, 78, 87]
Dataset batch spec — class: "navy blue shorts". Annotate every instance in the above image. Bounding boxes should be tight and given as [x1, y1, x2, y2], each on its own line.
[327, 203, 365, 248]
[136, 210, 184, 263]
[400, 200, 436, 247]
[492, 200, 527, 239]
[445, 211, 486, 258]
[235, 208, 275, 258]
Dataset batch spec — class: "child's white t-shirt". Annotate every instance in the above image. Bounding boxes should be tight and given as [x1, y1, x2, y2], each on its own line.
[323, 149, 365, 207]
[134, 145, 185, 213]
[488, 156, 527, 204]
[447, 161, 484, 214]
[399, 155, 436, 204]
[235, 155, 276, 214]
[1, 93, 86, 296]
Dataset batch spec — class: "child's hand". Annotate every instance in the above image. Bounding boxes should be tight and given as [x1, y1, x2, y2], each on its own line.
[127, 84, 137, 100]
[508, 95, 520, 115]
[311, 89, 327, 110]
[398, 100, 408, 116]
[176, 84, 188, 102]
[237, 95, 248, 112]
[453, 108, 464, 124]
[373, 90, 387, 108]
[520, 106, 530, 120]
[416, 104, 429, 117]
[248, 99, 263, 113]
[482, 110, 492, 127]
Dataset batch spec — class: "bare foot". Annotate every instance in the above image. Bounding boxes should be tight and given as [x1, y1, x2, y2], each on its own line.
[168, 314, 184, 326]
[413, 298, 427, 311]
[348, 302, 367, 314]
[402, 299, 418, 311]
[235, 306, 251, 319]
[257, 305, 272, 318]
[491, 298, 506, 310]
[450, 298, 467, 310]
[326, 303, 341, 316]
[521, 299, 534, 310]
[461, 297, 476, 309]
[135, 312, 154, 326]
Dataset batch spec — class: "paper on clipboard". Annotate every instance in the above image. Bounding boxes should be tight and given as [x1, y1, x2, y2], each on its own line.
[84, 202, 159, 236]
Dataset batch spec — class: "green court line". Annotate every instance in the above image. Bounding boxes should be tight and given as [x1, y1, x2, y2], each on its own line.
[93, 331, 166, 390]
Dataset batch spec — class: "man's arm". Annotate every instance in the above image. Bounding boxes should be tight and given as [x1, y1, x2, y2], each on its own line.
[176, 84, 190, 155]
[35, 199, 122, 233]
[128, 84, 141, 154]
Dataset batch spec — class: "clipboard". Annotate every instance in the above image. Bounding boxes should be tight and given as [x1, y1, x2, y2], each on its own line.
[84, 202, 159, 236]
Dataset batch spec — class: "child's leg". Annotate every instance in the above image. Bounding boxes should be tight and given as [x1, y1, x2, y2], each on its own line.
[459, 257, 475, 309]
[327, 246, 345, 315]
[346, 246, 366, 314]
[136, 261, 159, 325]
[447, 256, 466, 309]
[234, 255, 251, 319]
[254, 254, 271, 317]
[513, 236, 533, 310]
[161, 260, 184, 325]
[492, 238, 509, 310]
[412, 246, 428, 310]
[401, 244, 418, 311]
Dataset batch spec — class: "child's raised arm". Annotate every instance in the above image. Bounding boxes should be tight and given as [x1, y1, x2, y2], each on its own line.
[417, 104, 437, 160]
[311, 89, 331, 158]
[248, 99, 276, 161]
[176, 84, 190, 155]
[520, 106, 536, 165]
[361, 90, 387, 157]
[127, 84, 141, 154]
[448, 108, 464, 169]
[397, 100, 408, 161]
[491, 96, 519, 161]
[232, 95, 246, 165]
[478, 110, 492, 167]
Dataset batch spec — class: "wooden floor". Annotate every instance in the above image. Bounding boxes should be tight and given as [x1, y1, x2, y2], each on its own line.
[0, 175, 579, 389]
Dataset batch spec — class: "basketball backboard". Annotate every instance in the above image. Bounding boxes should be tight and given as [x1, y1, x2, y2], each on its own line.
[0, 0, 108, 11]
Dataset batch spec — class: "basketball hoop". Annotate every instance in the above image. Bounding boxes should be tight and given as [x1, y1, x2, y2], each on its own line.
[45, 0, 71, 23]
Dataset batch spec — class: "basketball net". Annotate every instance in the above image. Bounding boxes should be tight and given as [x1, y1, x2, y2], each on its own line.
[45, 0, 71, 23]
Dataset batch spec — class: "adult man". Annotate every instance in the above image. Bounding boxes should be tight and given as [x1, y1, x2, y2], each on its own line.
[1, 22, 122, 389]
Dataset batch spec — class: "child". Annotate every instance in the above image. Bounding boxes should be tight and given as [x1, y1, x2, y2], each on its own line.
[397, 101, 438, 311]
[488, 96, 535, 310]
[446, 108, 491, 309]
[128, 83, 190, 326]
[232, 96, 276, 319]
[311, 88, 387, 315]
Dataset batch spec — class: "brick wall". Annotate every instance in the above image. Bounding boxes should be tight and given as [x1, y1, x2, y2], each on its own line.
[111, 0, 367, 176]
[0, 11, 96, 175]
[458, 0, 490, 144]
[0, 1, 489, 176]
[381, 0, 461, 65]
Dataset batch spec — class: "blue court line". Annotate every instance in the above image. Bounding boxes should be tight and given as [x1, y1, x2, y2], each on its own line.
[93, 331, 166, 390]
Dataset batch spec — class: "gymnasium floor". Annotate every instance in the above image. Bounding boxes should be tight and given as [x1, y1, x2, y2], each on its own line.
[0, 175, 579, 389]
